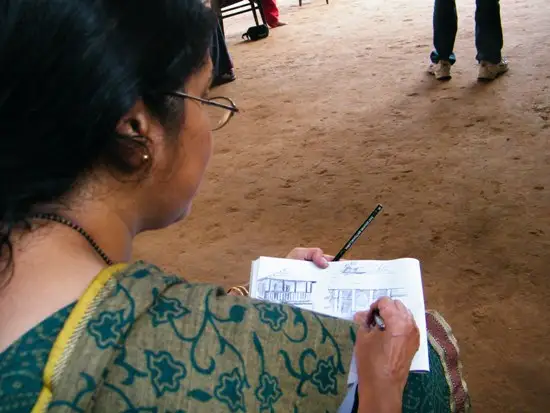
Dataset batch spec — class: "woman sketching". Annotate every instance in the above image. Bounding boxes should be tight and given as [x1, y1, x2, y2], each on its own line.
[0, 0, 469, 412]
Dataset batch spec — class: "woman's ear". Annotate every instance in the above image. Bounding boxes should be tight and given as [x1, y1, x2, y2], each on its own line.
[116, 100, 151, 137]
[112, 100, 157, 172]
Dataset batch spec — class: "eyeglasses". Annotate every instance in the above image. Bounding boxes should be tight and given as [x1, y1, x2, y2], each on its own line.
[166, 91, 239, 131]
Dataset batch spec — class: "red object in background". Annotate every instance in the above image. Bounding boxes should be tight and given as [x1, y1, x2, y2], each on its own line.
[261, 0, 280, 27]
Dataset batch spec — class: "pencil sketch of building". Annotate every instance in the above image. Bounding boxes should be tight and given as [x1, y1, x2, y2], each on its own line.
[257, 273, 316, 309]
[341, 263, 367, 275]
[328, 288, 407, 317]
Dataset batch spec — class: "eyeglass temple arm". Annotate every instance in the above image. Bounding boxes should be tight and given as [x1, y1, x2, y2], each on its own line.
[203, 97, 239, 113]
[166, 92, 239, 113]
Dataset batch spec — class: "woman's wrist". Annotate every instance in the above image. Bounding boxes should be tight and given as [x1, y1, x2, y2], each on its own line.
[359, 397, 402, 413]
[358, 385, 403, 413]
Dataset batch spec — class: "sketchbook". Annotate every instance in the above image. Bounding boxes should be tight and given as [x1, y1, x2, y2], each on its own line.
[249, 257, 429, 384]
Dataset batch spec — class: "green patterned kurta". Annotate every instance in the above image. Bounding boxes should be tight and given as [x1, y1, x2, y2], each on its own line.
[1, 262, 464, 412]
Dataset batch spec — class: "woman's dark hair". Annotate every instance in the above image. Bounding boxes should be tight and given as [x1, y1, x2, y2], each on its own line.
[0, 0, 216, 278]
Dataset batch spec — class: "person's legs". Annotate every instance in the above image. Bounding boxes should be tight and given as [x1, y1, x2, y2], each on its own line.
[475, 0, 508, 80]
[475, 0, 503, 63]
[430, 0, 458, 65]
[210, 20, 236, 87]
[428, 0, 458, 80]
[261, 0, 286, 28]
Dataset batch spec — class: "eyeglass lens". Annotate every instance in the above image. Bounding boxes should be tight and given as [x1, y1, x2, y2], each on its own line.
[205, 96, 235, 131]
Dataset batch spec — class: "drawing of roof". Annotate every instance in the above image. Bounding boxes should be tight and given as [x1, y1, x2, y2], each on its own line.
[257, 269, 316, 284]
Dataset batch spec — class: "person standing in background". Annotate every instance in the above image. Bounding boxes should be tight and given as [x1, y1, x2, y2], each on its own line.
[211, 20, 236, 87]
[203, 0, 236, 87]
[261, 0, 287, 28]
[428, 0, 508, 81]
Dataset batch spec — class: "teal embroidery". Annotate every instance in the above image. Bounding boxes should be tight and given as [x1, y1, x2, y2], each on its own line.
[0, 302, 75, 413]
[279, 348, 316, 396]
[279, 313, 347, 397]
[102, 380, 159, 412]
[113, 347, 147, 385]
[87, 310, 124, 349]
[145, 350, 188, 398]
[148, 288, 191, 327]
[49, 372, 98, 412]
[162, 275, 186, 286]
[214, 367, 246, 412]
[253, 302, 288, 332]
[255, 373, 282, 412]
[279, 350, 341, 397]
[131, 269, 151, 279]
[311, 357, 338, 395]
[349, 326, 357, 344]
[228, 304, 247, 323]
[164, 289, 250, 388]
[187, 389, 213, 402]
[311, 313, 345, 375]
[283, 307, 308, 343]
[252, 332, 282, 411]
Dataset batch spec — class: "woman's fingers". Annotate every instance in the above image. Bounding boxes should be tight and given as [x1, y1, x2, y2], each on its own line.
[286, 247, 330, 268]
[285, 248, 341, 268]
[310, 249, 329, 268]
[394, 299, 408, 313]
[365, 297, 417, 333]
[372, 296, 394, 313]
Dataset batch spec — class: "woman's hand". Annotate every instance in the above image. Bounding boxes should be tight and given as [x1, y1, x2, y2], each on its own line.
[354, 297, 420, 413]
[228, 247, 333, 296]
[285, 247, 334, 269]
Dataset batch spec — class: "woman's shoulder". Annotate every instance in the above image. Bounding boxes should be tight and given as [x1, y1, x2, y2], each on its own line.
[46, 260, 356, 412]
[111, 260, 356, 358]
[112, 260, 356, 346]
[108, 260, 228, 306]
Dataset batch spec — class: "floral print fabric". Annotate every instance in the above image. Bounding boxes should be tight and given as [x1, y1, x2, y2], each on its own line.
[0, 303, 75, 413]
[1, 262, 460, 412]
[46, 263, 356, 412]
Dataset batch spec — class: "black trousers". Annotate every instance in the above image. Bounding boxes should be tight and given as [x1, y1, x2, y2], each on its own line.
[211, 20, 233, 78]
[431, 0, 503, 64]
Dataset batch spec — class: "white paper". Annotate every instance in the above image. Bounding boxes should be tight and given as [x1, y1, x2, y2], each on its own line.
[249, 257, 430, 384]
[337, 384, 357, 413]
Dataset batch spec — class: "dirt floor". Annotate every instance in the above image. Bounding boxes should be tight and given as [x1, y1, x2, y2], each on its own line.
[134, 0, 550, 411]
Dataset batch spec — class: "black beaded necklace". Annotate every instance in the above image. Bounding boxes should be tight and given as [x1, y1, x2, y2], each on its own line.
[32, 213, 114, 266]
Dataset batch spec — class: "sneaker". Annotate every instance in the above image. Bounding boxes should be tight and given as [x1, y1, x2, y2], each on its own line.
[428, 60, 452, 80]
[478, 58, 509, 81]
[211, 70, 236, 88]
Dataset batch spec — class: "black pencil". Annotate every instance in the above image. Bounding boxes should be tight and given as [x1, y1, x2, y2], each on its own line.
[333, 204, 383, 262]
[371, 309, 386, 331]
[332, 204, 385, 331]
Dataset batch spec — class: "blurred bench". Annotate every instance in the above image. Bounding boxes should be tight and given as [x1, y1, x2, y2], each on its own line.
[299, 0, 329, 6]
[211, 0, 267, 35]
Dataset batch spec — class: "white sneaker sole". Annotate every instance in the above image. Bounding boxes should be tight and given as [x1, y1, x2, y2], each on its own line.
[428, 68, 451, 80]
[478, 66, 509, 81]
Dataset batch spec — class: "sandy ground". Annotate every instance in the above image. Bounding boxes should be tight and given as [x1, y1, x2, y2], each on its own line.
[134, 0, 550, 411]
